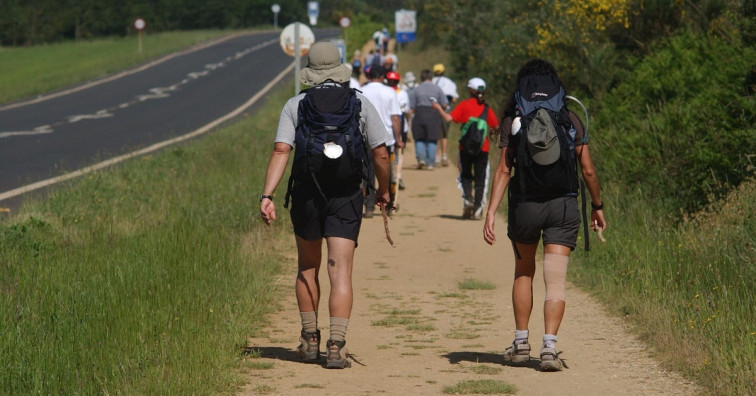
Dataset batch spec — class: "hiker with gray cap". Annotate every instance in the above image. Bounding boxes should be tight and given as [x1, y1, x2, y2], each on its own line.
[483, 59, 606, 372]
[259, 41, 391, 369]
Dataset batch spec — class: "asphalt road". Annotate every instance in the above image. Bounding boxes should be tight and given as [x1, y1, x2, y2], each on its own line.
[0, 28, 339, 209]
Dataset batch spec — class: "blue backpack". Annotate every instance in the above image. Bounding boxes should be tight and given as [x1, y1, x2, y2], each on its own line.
[284, 85, 371, 207]
[511, 74, 579, 201]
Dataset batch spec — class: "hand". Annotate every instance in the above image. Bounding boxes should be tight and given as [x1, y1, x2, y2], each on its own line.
[260, 199, 276, 226]
[483, 212, 496, 245]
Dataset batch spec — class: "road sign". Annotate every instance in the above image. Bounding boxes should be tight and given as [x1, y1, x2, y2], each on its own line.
[279, 22, 315, 57]
[395, 10, 417, 43]
[134, 18, 146, 31]
[339, 17, 350, 29]
[271, 4, 280, 29]
[307, 1, 319, 26]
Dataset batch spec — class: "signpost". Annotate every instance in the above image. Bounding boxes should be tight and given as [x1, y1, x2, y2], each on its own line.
[271, 4, 281, 30]
[280, 22, 316, 95]
[394, 9, 417, 49]
[134, 18, 146, 54]
[339, 17, 350, 60]
[307, 1, 319, 26]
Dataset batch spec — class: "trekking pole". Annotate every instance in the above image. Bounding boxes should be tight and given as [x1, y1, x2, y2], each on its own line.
[380, 205, 396, 247]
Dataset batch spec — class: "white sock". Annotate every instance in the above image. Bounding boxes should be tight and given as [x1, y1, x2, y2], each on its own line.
[543, 334, 558, 349]
[515, 329, 529, 343]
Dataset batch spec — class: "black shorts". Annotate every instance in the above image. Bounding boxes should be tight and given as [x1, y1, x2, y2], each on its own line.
[290, 183, 365, 243]
[507, 196, 580, 250]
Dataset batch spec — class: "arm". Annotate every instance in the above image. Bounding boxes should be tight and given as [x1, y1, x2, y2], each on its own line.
[259, 142, 292, 225]
[576, 144, 606, 231]
[483, 146, 513, 245]
[391, 115, 404, 148]
[431, 101, 453, 123]
[371, 144, 391, 207]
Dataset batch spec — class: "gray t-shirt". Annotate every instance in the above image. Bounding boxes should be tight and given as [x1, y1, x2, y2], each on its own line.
[275, 89, 390, 150]
[408, 81, 448, 109]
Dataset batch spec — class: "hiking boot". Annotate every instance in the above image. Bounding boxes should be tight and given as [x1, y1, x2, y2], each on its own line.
[363, 210, 374, 219]
[325, 339, 351, 369]
[398, 179, 406, 190]
[473, 206, 483, 220]
[462, 200, 474, 219]
[539, 347, 563, 371]
[426, 164, 435, 170]
[503, 340, 531, 364]
[296, 330, 321, 362]
[417, 161, 426, 170]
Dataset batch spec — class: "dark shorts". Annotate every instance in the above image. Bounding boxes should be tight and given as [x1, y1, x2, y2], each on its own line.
[290, 183, 364, 243]
[507, 196, 580, 250]
[441, 119, 449, 139]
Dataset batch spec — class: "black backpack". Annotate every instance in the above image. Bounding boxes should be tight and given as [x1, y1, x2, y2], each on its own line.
[510, 75, 579, 201]
[284, 85, 371, 207]
[458, 105, 489, 156]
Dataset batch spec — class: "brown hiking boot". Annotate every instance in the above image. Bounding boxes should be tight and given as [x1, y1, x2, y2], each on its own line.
[325, 339, 351, 369]
[503, 340, 531, 364]
[296, 330, 321, 362]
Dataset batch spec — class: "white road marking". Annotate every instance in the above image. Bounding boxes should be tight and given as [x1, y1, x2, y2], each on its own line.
[0, 125, 54, 138]
[0, 62, 295, 202]
[67, 109, 114, 123]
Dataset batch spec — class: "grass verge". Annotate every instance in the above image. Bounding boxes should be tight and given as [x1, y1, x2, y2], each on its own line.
[0, 76, 294, 393]
[0, 30, 237, 105]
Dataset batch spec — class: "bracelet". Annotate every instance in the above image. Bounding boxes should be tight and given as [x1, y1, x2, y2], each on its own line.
[259, 195, 274, 202]
[591, 201, 604, 211]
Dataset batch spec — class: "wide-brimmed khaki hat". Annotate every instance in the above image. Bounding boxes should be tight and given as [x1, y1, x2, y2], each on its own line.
[299, 42, 351, 86]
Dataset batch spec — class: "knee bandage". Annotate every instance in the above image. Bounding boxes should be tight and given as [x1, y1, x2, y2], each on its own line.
[543, 253, 569, 301]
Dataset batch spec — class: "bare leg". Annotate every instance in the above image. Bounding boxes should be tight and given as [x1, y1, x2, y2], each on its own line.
[295, 236, 322, 313]
[543, 244, 571, 335]
[326, 236, 356, 318]
[512, 242, 538, 330]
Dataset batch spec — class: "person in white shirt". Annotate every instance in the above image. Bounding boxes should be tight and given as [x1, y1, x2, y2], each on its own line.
[359, 66, 404, 217]
[432, 63, 459, 167]
[385, 70, 410, 192]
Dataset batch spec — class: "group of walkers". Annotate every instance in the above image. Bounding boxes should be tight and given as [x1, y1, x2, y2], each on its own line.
[259, 42, 607, 372]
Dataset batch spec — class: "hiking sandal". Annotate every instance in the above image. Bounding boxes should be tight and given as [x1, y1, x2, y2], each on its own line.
[539, 347, 563, 371]
[503, 341, 531, 364]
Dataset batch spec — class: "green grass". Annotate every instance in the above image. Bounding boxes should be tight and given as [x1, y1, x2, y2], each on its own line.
[457, 278, 496, 290]
[442, 379, 517, 395]
[0, 67, 294, 394]
[571, 180, 756, 395]
[0, 30, 236, 105]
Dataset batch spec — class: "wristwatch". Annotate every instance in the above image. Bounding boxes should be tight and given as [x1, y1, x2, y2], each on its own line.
[591, 201, 604, 211]
[259, 195, 274, 202]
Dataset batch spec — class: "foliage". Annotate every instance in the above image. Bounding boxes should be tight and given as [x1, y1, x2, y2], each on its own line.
[592, 31, 756, 213]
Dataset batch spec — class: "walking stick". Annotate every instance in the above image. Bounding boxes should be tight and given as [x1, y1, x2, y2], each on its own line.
[380, 205, 396, 247]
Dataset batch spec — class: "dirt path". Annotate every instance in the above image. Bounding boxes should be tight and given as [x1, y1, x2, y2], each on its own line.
[240, 142, 700, 395]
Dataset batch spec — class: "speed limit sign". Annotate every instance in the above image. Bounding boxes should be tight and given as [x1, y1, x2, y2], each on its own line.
[134, 18, 146, 31]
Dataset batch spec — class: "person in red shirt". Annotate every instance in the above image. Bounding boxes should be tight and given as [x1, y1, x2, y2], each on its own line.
[434, 77, 499, 219]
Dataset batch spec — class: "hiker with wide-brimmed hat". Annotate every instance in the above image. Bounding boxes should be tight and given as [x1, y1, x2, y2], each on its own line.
[259, 41, 391, 369]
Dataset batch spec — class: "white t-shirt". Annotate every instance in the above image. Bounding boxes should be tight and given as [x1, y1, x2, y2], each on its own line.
[349, 77, 360, 89]
[359, 82, 401, 146]
[432, 75, 459, 101]
[396, 88, 410, 132]
[275, 86, 389, 150]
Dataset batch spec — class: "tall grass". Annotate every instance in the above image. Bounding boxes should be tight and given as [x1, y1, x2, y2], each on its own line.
[571, 180, 756, 395]
[0, 30, 235, 105]
[0, 81, 294, 394]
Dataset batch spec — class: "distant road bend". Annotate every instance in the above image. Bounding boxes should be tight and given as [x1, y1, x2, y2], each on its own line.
[0, 28, 338, 208]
